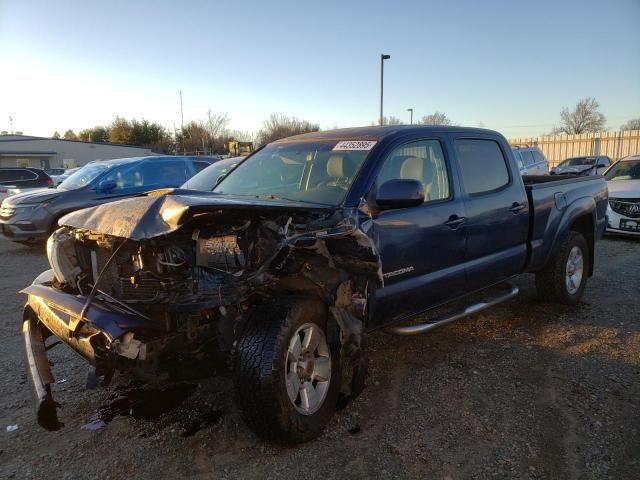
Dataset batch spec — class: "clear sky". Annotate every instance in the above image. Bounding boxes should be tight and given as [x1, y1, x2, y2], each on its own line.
[1, 0, 639, 139]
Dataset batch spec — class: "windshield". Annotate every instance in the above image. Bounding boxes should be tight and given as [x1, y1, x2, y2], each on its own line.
[604, 160, 640, 181]
[182, 157, 242, 191]
[213, 140, 371, 205]
[559, 157, 595, 167]
[58, 163, 110, 190]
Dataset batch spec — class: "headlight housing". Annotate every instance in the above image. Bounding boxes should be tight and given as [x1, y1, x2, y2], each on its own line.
[46, 228, 82, 287]
[11, 204, 38, 215]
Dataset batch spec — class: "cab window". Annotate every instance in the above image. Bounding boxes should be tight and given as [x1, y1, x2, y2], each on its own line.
[455, 139, 510, 194]
[376, 139, 450, 203]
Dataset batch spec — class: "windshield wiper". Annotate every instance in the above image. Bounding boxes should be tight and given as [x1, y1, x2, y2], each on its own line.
[254, 194, 331, 206]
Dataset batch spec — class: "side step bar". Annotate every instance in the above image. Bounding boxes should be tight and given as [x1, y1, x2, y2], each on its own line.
[387, 285, 519, 336]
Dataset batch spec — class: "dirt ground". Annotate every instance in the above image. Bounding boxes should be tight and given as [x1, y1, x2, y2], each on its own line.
[0, 236, 638, 480]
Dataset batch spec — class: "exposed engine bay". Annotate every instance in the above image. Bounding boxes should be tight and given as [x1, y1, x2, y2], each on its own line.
[40, 191, 382, 398]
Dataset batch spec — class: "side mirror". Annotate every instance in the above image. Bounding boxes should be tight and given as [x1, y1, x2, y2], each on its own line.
[596, 161, 607, 168]
[97, 180, 117, 193]
[376, 179, 424, 210]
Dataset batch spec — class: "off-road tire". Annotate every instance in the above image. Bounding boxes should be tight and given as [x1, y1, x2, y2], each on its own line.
[233, 298, 341, 443]
[535, 231, 589, 305]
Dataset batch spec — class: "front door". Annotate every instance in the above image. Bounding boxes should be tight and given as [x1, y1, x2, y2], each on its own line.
[367, 138, 467, 328]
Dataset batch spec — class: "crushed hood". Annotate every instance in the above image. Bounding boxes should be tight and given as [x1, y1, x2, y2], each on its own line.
[59, 189, 333, 240]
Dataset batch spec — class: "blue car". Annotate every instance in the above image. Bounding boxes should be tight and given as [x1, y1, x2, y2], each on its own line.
[0, 155, 213, 243]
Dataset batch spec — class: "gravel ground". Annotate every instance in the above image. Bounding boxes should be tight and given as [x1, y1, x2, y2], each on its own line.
[0, 236, 638, 479]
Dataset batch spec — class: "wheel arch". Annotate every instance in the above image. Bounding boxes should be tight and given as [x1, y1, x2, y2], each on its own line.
[546, 197, 597, 277]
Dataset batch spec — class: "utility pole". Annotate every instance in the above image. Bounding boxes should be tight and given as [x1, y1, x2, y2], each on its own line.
[180, 91, 185, 154]
[9, 115, 13, 134]
[407, 108, 414, 125]
[379, 54, 391, 126]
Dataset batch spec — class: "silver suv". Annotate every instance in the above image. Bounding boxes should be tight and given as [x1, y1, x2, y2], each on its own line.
[512, 146, 549, 175]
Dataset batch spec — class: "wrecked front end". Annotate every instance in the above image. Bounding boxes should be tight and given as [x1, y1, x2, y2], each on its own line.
[22, 190, 381, 430]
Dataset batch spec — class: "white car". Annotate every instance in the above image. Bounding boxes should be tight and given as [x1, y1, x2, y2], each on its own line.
[605, 154, 640, 236]
[50, 167, 80, 186]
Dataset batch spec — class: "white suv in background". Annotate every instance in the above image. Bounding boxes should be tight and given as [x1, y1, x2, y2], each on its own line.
[604, 154, 640, 237]
[511, 146, 549, 175]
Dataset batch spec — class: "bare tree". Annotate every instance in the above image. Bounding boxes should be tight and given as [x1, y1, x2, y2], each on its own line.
[256, 113, 319, 145]
[621, 118, 640, 131]
[177, 121, 209, 154]
[228, 129, 255, 143]
[205, 110, 230, 138]
[373, 116, 403, 126]
[551, 97, 606, 135]
[421, 111, 453, 125]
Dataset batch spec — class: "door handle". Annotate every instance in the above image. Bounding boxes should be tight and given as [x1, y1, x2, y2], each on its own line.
[444, 215, 466, 229]
[510, 202, 526, 214]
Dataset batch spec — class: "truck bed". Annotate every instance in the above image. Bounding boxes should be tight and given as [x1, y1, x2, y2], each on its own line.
[523, 174, 608, 273]
[522, 174, 594, 186]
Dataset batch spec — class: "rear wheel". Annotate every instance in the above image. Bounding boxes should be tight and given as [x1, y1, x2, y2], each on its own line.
[234, 298, 341, 443]
[535, 231, 589, 304]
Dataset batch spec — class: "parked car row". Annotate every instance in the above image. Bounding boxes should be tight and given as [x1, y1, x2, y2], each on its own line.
[0, 156, 216, 243]
[509, 146, 616, 179]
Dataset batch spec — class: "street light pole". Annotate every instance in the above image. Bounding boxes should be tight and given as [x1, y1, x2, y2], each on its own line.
[379, 54, 390, 126]
[407, 108, 414, 125]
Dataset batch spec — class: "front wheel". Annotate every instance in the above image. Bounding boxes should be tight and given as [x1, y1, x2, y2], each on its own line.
[535, 231, 589, 304]
[234, 298, 341, 443]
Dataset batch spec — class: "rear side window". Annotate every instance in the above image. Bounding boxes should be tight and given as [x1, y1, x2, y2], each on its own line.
[103, 160, 188, 191]
[0, 169, 37, 182]
[455, 139, 510, 194]
[137, 160, 187, 188]
[520, 150, 535, 167]
[532, 150, 546, 164]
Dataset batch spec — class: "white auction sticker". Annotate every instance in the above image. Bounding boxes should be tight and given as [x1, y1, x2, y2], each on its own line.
[333, 140, 377, 151]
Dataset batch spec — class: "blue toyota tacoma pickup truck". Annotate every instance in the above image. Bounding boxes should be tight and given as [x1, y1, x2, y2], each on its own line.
[21, 126, 607, 442]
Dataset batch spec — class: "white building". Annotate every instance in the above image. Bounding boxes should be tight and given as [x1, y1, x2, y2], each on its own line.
[0, 134, 156, 169]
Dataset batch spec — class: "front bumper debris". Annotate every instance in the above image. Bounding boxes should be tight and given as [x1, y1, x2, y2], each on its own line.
[21, 270, 147, 430]
[22, 311, 61, 430]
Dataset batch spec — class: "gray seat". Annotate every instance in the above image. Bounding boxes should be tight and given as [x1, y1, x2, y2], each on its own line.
[400, 156, 433, 201]
[326, 153, 356, 187]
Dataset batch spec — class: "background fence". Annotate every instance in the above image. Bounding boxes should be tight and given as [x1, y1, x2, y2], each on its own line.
[508, 130, 640, 167]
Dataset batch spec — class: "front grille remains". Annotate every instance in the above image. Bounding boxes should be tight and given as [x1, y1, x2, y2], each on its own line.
[609, 198, 640, 218]
[118, 277, 163, 301]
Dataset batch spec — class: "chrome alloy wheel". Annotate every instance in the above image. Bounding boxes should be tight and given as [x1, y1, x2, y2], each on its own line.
[285, 323, 332, 415]
[565, 245, 584, 295]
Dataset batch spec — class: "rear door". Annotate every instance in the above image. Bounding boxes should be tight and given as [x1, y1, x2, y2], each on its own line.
[452, 136, 529, 290]
[368, 137, 467, 327]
